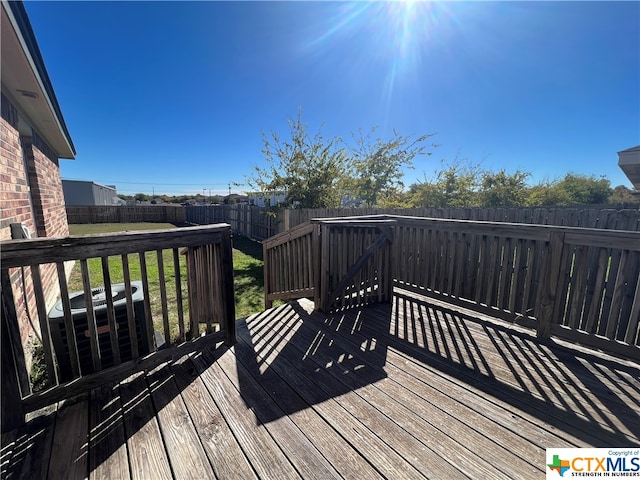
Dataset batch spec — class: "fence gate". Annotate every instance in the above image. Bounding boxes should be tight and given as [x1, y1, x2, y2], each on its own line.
[317, 220, 395, 312]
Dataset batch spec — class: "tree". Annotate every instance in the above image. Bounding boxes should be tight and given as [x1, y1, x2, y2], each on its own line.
[609, 185, 639, 205]
[479, 169, 530, 207]
[526, 173, 612, 206]
[557, 173, 611, 205]
[345, 128, 438, 207]
[248, 110, 346, 209]
[409, 159, 481, 208]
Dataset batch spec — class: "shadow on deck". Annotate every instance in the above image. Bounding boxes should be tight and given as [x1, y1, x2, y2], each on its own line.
[2, 292, 639, 479]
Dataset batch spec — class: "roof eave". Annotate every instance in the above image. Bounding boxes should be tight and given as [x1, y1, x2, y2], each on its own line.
[1, 0, 75, 159]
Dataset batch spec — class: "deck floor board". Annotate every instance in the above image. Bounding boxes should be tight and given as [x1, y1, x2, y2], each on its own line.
[6, 292, 639, 479]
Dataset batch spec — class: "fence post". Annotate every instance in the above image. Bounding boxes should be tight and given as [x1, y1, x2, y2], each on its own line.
[537, 231, 565, 339]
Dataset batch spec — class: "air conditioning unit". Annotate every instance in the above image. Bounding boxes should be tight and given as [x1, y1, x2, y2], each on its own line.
[48, 281, 151, 381]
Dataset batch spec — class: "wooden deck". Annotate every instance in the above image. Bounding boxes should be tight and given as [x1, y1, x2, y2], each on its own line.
[2, 291, 639, 479]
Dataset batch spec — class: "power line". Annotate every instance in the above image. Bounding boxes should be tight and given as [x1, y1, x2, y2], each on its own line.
[63, 178, 244, 186]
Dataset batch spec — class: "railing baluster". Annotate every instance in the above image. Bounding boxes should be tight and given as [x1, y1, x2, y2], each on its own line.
[173, 248, 185, 343]
[80, 259, 102, 373]
[101, 257, 121, 366]
[121, 254, 139, 359]
[138, 253, 155, 353]
[187, 247, 199, 339]
[56, 262, 80, 378]
[156, 250, 170, 346]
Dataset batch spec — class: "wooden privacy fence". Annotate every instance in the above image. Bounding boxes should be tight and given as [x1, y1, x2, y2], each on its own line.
[279, 206, 640, 233]
[66, 205, 187, 224]
[1, 224, 235, 430]
[263, 215, 640, 360]
[186, 204, 277, 240]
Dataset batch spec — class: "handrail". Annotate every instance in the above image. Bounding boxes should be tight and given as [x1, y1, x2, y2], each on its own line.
[263, 215, 640, 360]
[1, 224, 236, 425]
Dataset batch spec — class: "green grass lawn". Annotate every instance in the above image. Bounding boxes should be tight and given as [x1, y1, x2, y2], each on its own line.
[67, 223, 266, 328]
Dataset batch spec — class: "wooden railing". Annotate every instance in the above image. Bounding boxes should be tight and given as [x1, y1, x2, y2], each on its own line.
[263, 215, 640, 360]
[1, 224, 235, 429]
[263, 222, 318, 308]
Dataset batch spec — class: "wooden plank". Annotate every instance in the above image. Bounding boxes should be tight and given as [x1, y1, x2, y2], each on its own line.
[369, 295, 639, 443]
[22, 330, 226, 413]
[583, 248, 609, 334]
[80, 259, 102, 373]
[121, 255, 139, 359]
[1, 225, 231, 268]
[119, 372, 173, 480]
[1, 297, 27, 431]
[48, 397, 90, 479]
[567, 245, 589, 330]
[30, 265, 59, 385]
[146, 363, 213, 478]
[220, 232, 236, 345]
[606, 250, 631, 340]
[172, 248, 185, 343]
[319, 224, 330, 311]
[509, 238, 524, 314]
[474, 235, 487, 305]
[263, 238, 272, 309]
[231, 323, 382, 480]
[170, 356, 257, 480]
[239, 315, 428, 479]
[624, 272, 640, 345]
[243, 307, 466, 478]
[0, 430, 17, 478]
[190, 349, 304, 479]
[326, 231, 389, 309]
[101, 257, 122, 366]
[537, 232, 565, 338]
[156, 250, 171, 346]
[57, 262, 81, 377]
[216, 347, 344, 479]
[484, 236, 499, 307]
[138, 253, 155, 353]
[261, 304, 545, 477]
[89, 384, 130, 480]
[4, 404, 57, 478]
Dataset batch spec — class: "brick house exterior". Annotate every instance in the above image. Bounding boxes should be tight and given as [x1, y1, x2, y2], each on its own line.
[1, 1, 76, 357]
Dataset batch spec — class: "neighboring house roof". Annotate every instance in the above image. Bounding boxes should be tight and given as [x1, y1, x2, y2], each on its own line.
[62, 179, 116, 191]
[1, 0, 75, 158]
[618, 145, 640, 154]
[618, 145, 640, 190]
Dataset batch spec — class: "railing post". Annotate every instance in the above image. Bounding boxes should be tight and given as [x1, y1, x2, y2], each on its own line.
[318, 223, 330, 312]
[383, 226, 394, 303]
[221, 230, 236, 346]
[313, 223, 321, 309]
[264, 238, 272, 310]
[537, 231, 565, 339]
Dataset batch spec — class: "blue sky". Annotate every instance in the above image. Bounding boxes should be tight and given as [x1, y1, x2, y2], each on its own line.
[25, 1, 640, 197]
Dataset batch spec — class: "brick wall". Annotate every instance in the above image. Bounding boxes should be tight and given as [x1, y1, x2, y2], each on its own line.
[1, 95, 69, 358]
[23, 133, 69, 239]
